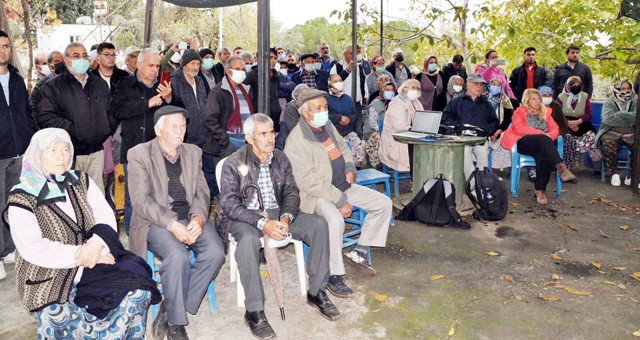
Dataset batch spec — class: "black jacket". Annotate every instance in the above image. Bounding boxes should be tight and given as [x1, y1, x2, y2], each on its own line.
[214, 62, 225, 82]
[333, 62, 367, 104]
[217, 145, 300, 246]
[291, 69, 330, 92]
[111, 72, 169, 162]
[552, 61, 593, 98]
[171, 68, 208, 148]
[385, 62, 408, 81]
[441, 62, 468, 85]
[442, 94, 500, 136]
[244, 68, 282, 132]
[202, 77, 252, 156]
[0, 64, 35, 159]
[198, 68, 224, 96]
[90, 67, 130, 95]
[509, 63, 548, 102]
[36, 71, 112, 155]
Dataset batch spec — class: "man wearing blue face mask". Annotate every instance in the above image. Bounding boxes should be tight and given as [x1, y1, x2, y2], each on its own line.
[36, 42, 114, 194]
[285, 89, 392, 298]
[197, 48, 223, 94]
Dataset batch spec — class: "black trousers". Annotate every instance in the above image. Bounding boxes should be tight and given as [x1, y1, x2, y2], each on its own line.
[517, 135, 563, 191]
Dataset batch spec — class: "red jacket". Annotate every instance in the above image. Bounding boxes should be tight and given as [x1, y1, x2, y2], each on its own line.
[500, 105, 559, 151]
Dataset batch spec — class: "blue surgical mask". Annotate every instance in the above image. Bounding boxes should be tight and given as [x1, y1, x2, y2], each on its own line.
[202, 58, 215, 70]
[310, 110, 329, 128]
[70, 58, 90, 75]
[427, 64, 438, 73]
[278, 54, 286, 61]
[376, 66, 385, 73]
[489, 85, 502, 96]
[383, 91, 395, 100]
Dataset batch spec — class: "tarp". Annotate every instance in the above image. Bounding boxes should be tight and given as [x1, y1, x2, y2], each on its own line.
[619, 0, 640, 20]
[162, 0, 256, 8]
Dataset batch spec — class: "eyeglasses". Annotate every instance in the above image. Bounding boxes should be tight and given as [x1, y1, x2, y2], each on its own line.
[101, 53, 116, 59]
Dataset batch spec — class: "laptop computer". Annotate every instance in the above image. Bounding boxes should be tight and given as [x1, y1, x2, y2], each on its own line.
[396, 110, 444, 139]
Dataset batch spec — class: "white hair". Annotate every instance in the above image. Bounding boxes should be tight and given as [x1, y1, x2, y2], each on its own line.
[137, 48, 159, 65]
[243, 113, 273, 136]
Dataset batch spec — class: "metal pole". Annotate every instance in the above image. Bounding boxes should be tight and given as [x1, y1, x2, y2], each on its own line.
[380, 0, 383, 56]
[632, 98, 640, 194]
[143, 0, 154, 47]
[218, 7, 223, 50]
[351, 0, 358, 107]
[257, 0, 270, 115]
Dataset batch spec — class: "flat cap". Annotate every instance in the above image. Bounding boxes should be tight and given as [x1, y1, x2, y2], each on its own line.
[124, 46, 141, 56]
[154, 105, 189, 124]
[296, 89, 327, 108]
[299, 53, 316, 61]
[466, 73, 487, 84]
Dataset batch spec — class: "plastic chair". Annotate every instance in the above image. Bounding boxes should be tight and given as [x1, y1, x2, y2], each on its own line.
[600, 145, 632, 182]
[147, 249, 217, 319]
[510, 136, 563, 198]
[215, 157, 307, 307]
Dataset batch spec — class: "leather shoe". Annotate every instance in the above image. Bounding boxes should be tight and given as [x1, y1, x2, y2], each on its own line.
[307, 290, 341, 321]
[167, 326, 189, 340]
[327, 275, 353, 298]
[152, 301, 169, 340]
[244, 311, 276, 339]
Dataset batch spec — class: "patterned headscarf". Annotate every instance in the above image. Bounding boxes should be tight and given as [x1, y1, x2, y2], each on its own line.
[446, 75, 465, 101]
[612, 78, 635, 104]
[562, 76, 583, 107]
[11, 128, 78, 204]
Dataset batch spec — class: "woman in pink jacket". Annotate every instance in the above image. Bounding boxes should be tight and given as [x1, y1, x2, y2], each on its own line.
[501, 89, 576, 204]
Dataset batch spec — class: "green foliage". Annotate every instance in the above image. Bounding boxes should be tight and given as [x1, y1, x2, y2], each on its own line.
[40, 0, 93, 24]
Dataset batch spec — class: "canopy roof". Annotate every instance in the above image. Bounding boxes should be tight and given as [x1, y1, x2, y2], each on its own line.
[162, 0, 255, 8]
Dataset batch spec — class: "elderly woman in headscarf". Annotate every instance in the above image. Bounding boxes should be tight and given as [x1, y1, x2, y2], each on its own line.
[595, 79, 638, 186]
[281, 83, 310, 148]
[486, 77, 516, 169]
[365, 55, 397, 101]
[415, 55, 447, 111]
[446, 75, 465, 104]
[556, 76, 599, 171]
[3, 128, 158, 338]
[379, 79, 423, 175]
[366, 82, 397, 168]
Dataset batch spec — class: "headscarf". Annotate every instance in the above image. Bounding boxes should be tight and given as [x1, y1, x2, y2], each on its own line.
[612, 78, 635, 105]
[11, 128, 79, 205]
[291, 83, 309, 103]
[562, 76, 583, 108]
[538, 85, 554, 96]
[446, 75, 465, 101]
[423, 55, 438, 75]
[486, 77, 503, 108]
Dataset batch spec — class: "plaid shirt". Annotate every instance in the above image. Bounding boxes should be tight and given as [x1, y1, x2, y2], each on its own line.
[301, 71, 317, 89]
[247, 153, 294, 229]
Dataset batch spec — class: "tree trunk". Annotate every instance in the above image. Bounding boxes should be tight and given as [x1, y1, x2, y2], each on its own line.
[20, 0, 33, 91]
[0, 0, 25, 77]
[458, 0, 471, 71]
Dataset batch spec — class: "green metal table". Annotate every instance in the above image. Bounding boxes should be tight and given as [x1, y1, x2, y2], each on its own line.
[393, 134, 487, 207]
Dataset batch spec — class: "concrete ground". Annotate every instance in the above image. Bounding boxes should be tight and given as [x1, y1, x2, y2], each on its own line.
[1, 168, 639, 339]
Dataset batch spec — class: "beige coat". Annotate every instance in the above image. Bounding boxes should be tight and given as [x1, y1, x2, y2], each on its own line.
[284, 118, 356, 214]
[378, 95, 424, 171]
[127, 138, 210, 257]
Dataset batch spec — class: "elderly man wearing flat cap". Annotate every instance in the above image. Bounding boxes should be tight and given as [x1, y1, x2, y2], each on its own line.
[127, 105, 225, 340]
[291, 53, 330, 92]
[285, 89, 392, 298]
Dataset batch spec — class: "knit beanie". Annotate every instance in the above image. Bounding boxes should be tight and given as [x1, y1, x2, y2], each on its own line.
[181, 49, 202, 66]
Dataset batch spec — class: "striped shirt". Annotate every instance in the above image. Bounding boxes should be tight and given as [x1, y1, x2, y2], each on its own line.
[227, 88, 252, 134]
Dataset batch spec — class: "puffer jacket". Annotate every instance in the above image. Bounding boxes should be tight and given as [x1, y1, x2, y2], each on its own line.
[217, 145, 300, 246]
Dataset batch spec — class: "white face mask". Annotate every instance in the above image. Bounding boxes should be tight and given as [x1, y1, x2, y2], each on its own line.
[356, 54, 363, 62]
[245, 64, 253, 72]
[406, 89, 421, 101]
[542, 97, 553, 105]
[229, 69, 246, 84]
[453, 85, 463, 92]
[332, 81, 344, 91]
[278, 68, 288, 76]
[170, 51, 182, 64]
[304, 63, 315, 72]
[40, 65, 52, 77]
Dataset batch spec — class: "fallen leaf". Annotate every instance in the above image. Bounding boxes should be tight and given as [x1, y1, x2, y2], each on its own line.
[565, 288, 592, 296]
[554, 285, 568, 290]
[448, 327, 455, 336]
[620, 225, 630, 231]
[633, 330, 640, 337]
[567, 224, 578, 231]
[260, 269, 270, 279]
[375, 294, 390, 302]
[510, 202, 520, 207]
[613, 267, 627, 271]
[591, 262, 602, 270]
[429, 274, 445, 281]
[539, 295, 561, 301]
[618, 283, 627, 290]
[599, 229, 611, 238]
[633, 247, 640, 252]
[551, 254, 563, 260]
[487, 251, 500, 256]
[371, 309, 381, 313]
[505, 275, 515, 283]
[552, 273, 560, 281]
[632, 273, 640, 282]
[515, 295, 524, 301]
[599, 280, 616, 285]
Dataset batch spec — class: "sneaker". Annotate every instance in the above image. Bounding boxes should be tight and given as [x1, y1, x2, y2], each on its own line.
[343, 250, 376, 276]
[326, 275, 353, 298]
[0, 262, 6, 280]
[624, 177, 631, 186]
[3, 251, 15, 264]
[611, 174, 621, 187]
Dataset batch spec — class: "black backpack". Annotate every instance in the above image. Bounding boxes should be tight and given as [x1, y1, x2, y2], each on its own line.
[465, 167, 508, 221]
[397, 174, 470, 229]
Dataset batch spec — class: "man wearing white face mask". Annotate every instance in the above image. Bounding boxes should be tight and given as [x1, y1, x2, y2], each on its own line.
[202, 56, 254, 168]
[291, 53, 330, 92]
[37, 42, 114, 193]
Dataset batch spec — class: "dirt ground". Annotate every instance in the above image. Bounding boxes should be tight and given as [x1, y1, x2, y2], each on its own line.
[1, 168, 639, 339]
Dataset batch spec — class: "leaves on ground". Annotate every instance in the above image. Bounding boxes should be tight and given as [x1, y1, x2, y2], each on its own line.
[487, 251, 500, 256]
[552, 273, 561, 281]
[632, 272, 640, 282]
[375, 294, 390, 302]
[613, 267, 627, 271]
[260, 269, 270, 279]
[550, 254, 563, 260]
[619, 224, 630, 231]
[554, 285, 592, 296]
[538, 295, 561, 301]
[504, 275, 515, 283]
[510, 202, 519, 207]
[599, 280, 616, 285]
[618, 283, 627, 290]
[599, 229, 610, 238]
[633, 330, 640, 337]
[448, 327, 455, 336]
[591, 262, 602, 270]
[567, 224, 578, 231]
[633, 247, 640, 252]
[429, 274, 445, 281]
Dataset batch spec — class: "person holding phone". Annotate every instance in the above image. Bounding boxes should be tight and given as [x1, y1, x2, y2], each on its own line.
[477, 49, 515, 99]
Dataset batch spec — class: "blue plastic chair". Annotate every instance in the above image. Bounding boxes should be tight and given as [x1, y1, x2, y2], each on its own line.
[147, 249, 217, 319]
[510, 136, 564, 198]
[600, 145, 632, 182]
[381, 164, 411, 197]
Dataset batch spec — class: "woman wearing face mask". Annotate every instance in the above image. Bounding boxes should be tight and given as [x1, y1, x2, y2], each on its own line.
[365, 56, 397, 102]
[595, 79, 638, 186]
[501, 89, 577, 204]
[379, 79, 423, 176]
[415, 56, 447, 111]
[476, 50, 516, 100]
[556, 76, 599, 172]
[365, 83, 397, 168]
[446, 75, 465, 103]
[486, 77, 517, 170]
[327, 75, 366, 167]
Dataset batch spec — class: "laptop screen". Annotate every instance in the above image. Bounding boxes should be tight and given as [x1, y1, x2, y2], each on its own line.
[411, 110, 442, 134]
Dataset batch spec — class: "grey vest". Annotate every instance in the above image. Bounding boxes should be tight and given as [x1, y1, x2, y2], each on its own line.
[558, 92, 588, 119]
